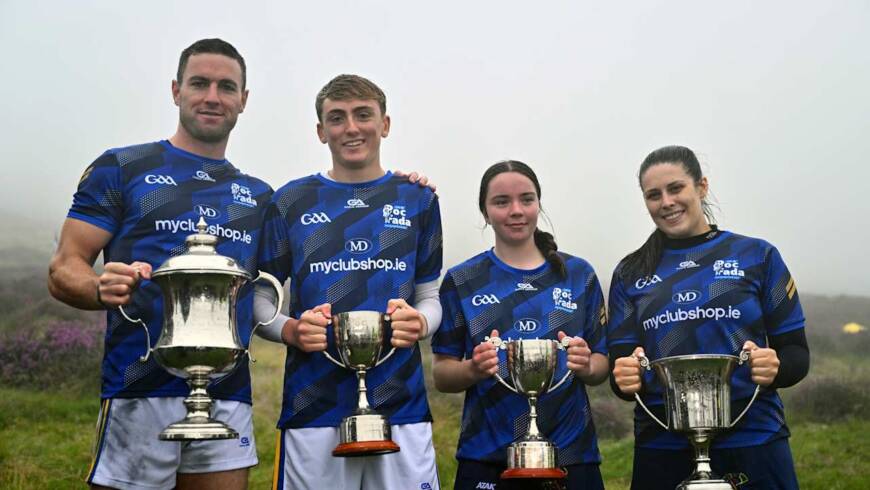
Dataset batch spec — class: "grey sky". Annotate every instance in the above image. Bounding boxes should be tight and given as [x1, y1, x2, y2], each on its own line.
[2, 1, 868, 296]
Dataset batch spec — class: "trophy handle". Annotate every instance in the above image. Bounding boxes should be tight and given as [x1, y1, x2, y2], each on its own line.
[730, 347, 761, 428]
[633, 351, 669, 430]
[548, 336, 575, 392]
[374, 314, 396, 367]
[246, 271, 285, 363]
[483, 336, 518, 394]
[118, 305, 152, 363]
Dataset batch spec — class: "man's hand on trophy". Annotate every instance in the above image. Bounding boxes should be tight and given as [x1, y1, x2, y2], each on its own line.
[742, 340, 780, 387]
[558, 332, 592, 376]
[470, 329, 500, 381]
[97, 261, 152, 307]
[284, 303, 331, 352]
[613, 346, 645, 395]
[387, 299, 426, 348]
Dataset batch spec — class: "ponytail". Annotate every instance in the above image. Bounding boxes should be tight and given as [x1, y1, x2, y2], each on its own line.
[619, 228, 665, 282]
[534, 228, 567, 279]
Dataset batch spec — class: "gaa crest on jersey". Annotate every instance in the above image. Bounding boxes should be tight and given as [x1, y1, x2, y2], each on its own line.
[231, 183, 257, 208]
[471, 294, 500, 306]
[383, 204, 411, 229]
[713, 259, 744, 279]
[634, 274, 662, 290]
[552, 287, 577, 312]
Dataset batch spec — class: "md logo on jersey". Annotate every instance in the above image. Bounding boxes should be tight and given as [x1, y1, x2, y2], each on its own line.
[345, 198, 369, 209]
[552, 287, 577, 312]
[231, 183, 257, 208]
[383, 204, 411, 229]
[145, 174, 177, 186]
[194, 204, 221, 219]
[301, 212, 331, 225]
[193, 170, 215, 182]
[514, 318, 540, 333]
[515, 282, 538, 291]
[472, 294, 500, 306]
[635, 274, 663, 290]
[677, 260, 700, 270]
[672, 289, 702, 305]
[345, 238, 372, 254]
[714, 259, 745, 279]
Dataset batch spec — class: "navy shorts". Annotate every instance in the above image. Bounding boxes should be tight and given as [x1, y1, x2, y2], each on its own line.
[453, 458, 604, 490]
[631, 437, 799, 489]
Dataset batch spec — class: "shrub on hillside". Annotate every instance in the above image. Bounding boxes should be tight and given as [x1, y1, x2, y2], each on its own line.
[0, 319, 103, 392]
[783, 375, 868, 421]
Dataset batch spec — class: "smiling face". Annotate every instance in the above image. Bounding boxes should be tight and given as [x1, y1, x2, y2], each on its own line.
[640, 162, 710, 239]
[484, 171, 541, 248]
[172, 53, 247, 145]
[316, 97, 390, 172]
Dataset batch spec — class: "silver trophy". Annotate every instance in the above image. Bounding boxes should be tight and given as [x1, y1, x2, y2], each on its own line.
[484, 336, 573, 480]
[635, 352, 760, 490]
[322, 310, 399, 457]
[120, 218, 283, 441]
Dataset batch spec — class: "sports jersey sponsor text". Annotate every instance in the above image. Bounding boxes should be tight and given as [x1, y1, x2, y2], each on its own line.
[383, 204, 411, 229]
[345, 198, 368, 208]
[714, 259, 745, 279]
[345, 238, 372, 254]
[635, 274, 662, 290]
[514, 318, 539, 333]
[194, 204, 221, 219]
[642, 305, 742, 331]
[145, 174, 177, 186]
[678, 260, 699, 270]
[309, 257, 407, 274]
[672, 289, 701, 304]
[475, 483, 496, 490]
[155, 219, 252, 244]
[193, 170, 215, 182]
[516, 282, 537, 291]
[471, 294, 500, 306]
[301, 212, 331, 225]
[231, 183, 257, 208]
[552, 287, 577, 312]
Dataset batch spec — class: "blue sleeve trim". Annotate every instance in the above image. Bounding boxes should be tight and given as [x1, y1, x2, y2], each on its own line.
[67, 212, 117, 235]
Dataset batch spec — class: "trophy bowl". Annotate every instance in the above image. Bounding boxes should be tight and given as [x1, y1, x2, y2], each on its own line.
[323, 310, 399, 457]
[486, 336, 572, 480]
[636, 351, 759, 490]
[120, 218, 283, 441]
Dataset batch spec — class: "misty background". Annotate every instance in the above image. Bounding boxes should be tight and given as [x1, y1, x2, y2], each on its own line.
[2, 0, 868, 296]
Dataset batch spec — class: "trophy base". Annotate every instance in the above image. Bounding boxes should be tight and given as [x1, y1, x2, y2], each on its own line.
[501, 439, 564, 479]
[159, 419, 239, 441]
[332, 413, 400, 457]
[677, 479, 735, 490]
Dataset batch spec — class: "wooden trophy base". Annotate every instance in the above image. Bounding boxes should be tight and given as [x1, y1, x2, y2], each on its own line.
[501, 467, 568, 480]
[332, 440, 401, 457]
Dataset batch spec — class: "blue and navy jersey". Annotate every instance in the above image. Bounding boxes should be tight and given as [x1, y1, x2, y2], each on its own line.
[68, 140, 272, 403]
[432, 250, 606, 465]
[607, 231, 805, 449]
[259, 171, 443, 429]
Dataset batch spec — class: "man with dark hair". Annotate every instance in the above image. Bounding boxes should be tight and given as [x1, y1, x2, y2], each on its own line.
[49, 38, 269, 490]
[256, 74, 443, 489]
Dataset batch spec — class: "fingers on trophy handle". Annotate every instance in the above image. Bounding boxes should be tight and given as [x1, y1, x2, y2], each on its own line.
[738, 347, 752, 365]
[119, 304, 151, 363]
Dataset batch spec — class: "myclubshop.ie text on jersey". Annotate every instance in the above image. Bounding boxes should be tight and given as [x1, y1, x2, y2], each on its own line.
[259, 171, 442, 429]
[69, 140, 272, 403]
[607, 230, 805, 449]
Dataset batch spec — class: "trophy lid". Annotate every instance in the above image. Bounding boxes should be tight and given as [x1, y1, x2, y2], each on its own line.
[152, 217, 251, 279]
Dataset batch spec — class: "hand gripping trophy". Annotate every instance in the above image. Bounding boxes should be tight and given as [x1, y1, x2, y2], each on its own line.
[483, 335, 574, 480]
[634, 350, 761, 490]
[120, 218, 283, 440]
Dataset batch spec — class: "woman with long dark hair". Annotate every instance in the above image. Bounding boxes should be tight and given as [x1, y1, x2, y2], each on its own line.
[432, 160, 608, 490]
[608, 145, 809, 489]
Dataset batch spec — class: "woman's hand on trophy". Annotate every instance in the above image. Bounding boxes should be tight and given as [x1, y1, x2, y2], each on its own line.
[470, 330, 501, 381]
[613, 346, 645, 395]
[743, 340, 780, 386]
[285, 303, 331, 352]
[97, 261, 152, 307]
[387, 299, 427, 348]
[558, 332, 592, 376]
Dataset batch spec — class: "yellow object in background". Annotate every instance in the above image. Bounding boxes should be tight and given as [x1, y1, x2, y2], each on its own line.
[842, 322, 867, 334]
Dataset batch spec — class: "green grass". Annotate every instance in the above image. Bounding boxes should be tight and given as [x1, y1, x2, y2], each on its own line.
[3, 340, 869, 489]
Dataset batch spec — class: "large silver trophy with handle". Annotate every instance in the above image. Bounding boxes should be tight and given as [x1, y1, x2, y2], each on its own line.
[484, 336, 573, 480]
[635, 351, 760, 490]
[322, 310, 399, 457]
[120, 218, 283, 441]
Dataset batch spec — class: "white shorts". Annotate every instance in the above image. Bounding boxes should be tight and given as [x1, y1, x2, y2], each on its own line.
[86, 397, 258, 490]
[274, 422, 440, 490]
